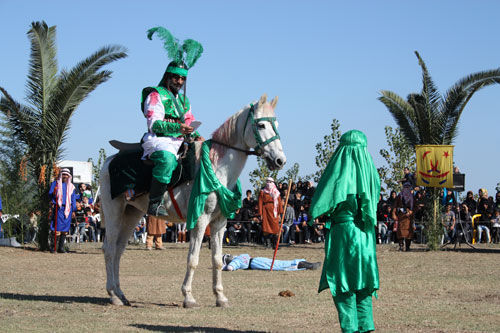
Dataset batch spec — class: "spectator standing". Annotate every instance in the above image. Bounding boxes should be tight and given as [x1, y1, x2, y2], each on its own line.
[392, 195, 414, 251]
[398, 167, 416, 210]
[477, 188, 490, 215]
[49, 168, 76, 253]
[386, 190, 397, 208]
[146, 215, 165, 250]
[442, 204, 456, 243]
[177, 222, 187, 243]
[456, 204, 473, 243]
[477, 200, 491, 243]
[241, 190, 255, 222]
[494, 192, 500, 212]
[74, 202, 87, 242]
[491, 210, 500, 244]
[291, 191, 303, 217]
[282, 201, 295, 243]
[258, 177, 283, 248]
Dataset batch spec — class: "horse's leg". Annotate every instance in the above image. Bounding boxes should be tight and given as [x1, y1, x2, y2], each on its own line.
[102, 192, 127, 305]
[103, 205, 142, 306]
[113, 206, 144, 305]
[103, 215, 123, 305]
[210, 218, 229, 308]
[181, 216, 209, 308]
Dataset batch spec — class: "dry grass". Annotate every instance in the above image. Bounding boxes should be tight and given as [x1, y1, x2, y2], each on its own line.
[0, 241, 499, 332]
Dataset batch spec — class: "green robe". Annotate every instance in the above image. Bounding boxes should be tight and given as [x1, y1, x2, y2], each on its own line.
[309, 130, 380, 297]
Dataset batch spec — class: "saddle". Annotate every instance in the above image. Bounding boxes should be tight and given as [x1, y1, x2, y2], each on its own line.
[108, 140, 196, 200]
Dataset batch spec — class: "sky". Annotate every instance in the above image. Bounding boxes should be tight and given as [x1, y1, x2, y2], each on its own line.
[1, 0, 499, 197]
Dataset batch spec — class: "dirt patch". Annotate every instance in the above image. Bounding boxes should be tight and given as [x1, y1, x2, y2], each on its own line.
[278, 290, 295, 297]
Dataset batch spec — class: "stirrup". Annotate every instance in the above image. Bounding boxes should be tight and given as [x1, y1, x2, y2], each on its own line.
[148, 202, 169, 220]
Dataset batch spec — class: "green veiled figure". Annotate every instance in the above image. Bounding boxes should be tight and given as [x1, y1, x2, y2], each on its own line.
[309, 130, 381, 333]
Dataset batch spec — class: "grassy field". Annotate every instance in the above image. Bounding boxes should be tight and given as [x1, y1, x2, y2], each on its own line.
[0, 241, 499, 332]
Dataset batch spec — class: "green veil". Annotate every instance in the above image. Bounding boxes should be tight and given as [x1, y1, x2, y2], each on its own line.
[309, 130, 380, 228]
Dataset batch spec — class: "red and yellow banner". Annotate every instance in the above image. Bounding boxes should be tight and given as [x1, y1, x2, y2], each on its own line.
[415, 145, 454, 188]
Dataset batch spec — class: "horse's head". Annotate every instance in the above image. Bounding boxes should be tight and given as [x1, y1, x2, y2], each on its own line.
[243, 94, 286, 171]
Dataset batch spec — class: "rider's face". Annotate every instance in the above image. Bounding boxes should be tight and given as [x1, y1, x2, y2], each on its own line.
[167, 74, 186, 94]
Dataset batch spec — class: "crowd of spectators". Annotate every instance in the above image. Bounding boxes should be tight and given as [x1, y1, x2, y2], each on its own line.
[376, 170, 500, 246]
[224, 180, 324, 247]
[67, 183, 103, 243]
[63, 175, 500, 249]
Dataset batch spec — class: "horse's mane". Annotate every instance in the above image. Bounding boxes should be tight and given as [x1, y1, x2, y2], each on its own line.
[209, 102, 276, 166]
[209, 107, 246, 166]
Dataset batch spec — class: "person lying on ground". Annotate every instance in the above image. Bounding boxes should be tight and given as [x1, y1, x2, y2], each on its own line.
[222, 253, 321, 271]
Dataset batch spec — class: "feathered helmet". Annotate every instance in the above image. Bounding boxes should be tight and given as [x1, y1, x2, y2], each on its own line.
[147, 26, 203, 79]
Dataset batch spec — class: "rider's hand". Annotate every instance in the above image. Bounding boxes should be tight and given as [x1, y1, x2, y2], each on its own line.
[195, 136, 205, 141]
[180, 124, 194, 135]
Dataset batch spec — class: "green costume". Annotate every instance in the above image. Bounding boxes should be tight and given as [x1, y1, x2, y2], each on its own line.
[142, 26, 203, 218]
[186, 140, 242, 230]
[309, 130, 380, 333]
[141, 86, 197, 184]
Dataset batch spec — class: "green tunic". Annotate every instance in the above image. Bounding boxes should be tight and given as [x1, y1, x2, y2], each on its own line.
[309, 130, 380, 297]
[318, 195, 379, 296]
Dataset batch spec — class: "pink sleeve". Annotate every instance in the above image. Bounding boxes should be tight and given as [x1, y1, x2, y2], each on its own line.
[184, 108, 195, 126]
[144, 92, 164, 132]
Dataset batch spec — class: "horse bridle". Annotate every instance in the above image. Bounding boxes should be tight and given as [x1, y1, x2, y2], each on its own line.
[211, 103, 280, 156]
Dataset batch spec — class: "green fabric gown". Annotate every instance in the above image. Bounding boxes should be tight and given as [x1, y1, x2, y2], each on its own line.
[309, 130, 380, 297]
[186, 140, 242, 230]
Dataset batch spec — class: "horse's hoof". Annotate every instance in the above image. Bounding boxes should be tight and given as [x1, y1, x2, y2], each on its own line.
[122, 298, 131, 306]
[183, 300, 199, 308]
[110, 296, 124, 306]
[216, 299, 229, 308]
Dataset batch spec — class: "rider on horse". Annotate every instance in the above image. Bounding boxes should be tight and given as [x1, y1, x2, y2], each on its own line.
[141, 27, 204, 219]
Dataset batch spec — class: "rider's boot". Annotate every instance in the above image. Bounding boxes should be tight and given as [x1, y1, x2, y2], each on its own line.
[147, 178, 169, 220]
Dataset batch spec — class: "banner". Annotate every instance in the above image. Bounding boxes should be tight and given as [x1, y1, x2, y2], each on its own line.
[415, 145, 454, 188]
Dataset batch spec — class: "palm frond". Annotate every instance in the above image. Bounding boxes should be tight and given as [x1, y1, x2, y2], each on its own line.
[414, 51, 444, 142]
[26, 21, 58, 113]
[0, 87, 39, 150]
[441, 69, 500, 144]
[406, 93, 432, 144]
[47, 45, 127, 156]
[379, 90, 419, 146]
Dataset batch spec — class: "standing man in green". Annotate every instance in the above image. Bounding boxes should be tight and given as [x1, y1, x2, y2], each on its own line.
[141, 27, 203, 219]
[309, 130, 380, 333]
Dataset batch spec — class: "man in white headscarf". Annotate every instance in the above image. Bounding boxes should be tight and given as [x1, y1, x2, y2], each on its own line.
[49, 168, 76, 253]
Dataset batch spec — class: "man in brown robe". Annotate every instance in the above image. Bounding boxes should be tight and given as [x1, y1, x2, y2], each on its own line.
[392, 195, 414, 251]
[146, 215, 166, 250]
[258, 177, 283, 248]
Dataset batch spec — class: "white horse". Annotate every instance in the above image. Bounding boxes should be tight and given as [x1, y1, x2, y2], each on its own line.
[100, 94, 286, 308]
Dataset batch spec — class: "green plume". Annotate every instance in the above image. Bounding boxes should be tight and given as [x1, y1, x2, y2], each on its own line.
[147, 27, 181, 63]
[182, 39, 204, 68]
[147, 27, 203, 69]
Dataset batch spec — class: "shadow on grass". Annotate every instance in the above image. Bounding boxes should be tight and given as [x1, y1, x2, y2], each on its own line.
[131, 324, 266, 333]
[441, 246, 500, 253]
[0, 292, 109, 305]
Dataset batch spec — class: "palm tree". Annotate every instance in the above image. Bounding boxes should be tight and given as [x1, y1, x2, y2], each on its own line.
[379, 51, 500, 249]
[0, 21, 127, 250]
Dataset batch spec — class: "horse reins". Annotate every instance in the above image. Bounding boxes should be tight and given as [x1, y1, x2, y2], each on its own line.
[210, 139, 260, 156]
[211, 103, 280, 156]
